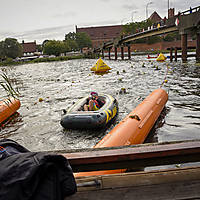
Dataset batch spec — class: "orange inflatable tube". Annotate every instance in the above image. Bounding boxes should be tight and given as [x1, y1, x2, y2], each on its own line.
[0, 97, 21, 124]
[75, 88, 168, 177]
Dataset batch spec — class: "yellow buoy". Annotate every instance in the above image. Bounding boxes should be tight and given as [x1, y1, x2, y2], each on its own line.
[91, 58, 111, 72]
[156, 53, 167, 62]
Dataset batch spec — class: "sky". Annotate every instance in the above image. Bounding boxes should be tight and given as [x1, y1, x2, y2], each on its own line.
[0, 0, 199, 44]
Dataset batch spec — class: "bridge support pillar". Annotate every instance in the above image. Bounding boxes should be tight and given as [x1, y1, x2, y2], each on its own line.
[175, 47, 178, 62]
[114, 47, 118, 60]
[196, 33, 200, 63]
[170, 47, 173, 62]
[108, 47, 111, 60]
[102, 49, 104, 59]
[181, 33, 187, 63]
[128, 46, 131, 60]
[121, 46, 124, 60]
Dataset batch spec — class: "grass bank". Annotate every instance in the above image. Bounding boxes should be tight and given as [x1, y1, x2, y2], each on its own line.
[0, 54, 96, 67]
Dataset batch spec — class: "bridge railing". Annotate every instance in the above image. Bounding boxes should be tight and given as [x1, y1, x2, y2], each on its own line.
[180, 5, 200, 15]
[94, 5, 200, 52]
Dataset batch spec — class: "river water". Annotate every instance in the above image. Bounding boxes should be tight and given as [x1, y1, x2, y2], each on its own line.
[0, 56, 200, 151]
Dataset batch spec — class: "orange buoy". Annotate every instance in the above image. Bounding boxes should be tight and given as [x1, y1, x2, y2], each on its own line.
[75, 88, 168, 177]
[0, 97, 21, 124]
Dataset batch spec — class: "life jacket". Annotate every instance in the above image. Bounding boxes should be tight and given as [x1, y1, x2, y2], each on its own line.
[93, 99, 100, 110]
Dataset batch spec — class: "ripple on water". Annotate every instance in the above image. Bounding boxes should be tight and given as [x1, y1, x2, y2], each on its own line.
[0, 58, 200, 151]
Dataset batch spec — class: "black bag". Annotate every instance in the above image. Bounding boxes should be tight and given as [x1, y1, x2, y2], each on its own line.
[0, 139, 77, 200]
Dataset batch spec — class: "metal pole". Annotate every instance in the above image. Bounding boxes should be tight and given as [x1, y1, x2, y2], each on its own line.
[131, 11, 137, 22]
[121, 46, 124, 60]
[168, 0, 170, 18]
[102, 49, 104, 59]
[175, 47, 177, 62]
[108, 47, 111, 60]
[146, 4, 148, 19]
[168, 0, 169, 10]
[128, 46, 131, 60]
[146, 2, 153, 19]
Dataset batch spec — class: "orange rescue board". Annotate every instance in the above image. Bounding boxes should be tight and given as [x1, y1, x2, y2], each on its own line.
[75, 88, 168, 177]
[0, 98, 21, 124]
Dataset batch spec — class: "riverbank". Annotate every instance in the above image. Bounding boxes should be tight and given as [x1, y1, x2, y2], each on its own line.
[0, 53, 96, 67]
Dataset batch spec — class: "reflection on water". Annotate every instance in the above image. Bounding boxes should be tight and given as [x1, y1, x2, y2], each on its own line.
[0, 57, 200, 151]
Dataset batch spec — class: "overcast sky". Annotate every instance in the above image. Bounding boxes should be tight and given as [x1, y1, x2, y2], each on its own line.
[0, 0, 199, 44]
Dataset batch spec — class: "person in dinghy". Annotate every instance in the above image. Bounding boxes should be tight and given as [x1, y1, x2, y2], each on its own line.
[84, 92, 105, 111]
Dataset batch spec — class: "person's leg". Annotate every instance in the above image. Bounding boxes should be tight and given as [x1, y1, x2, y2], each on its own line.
[89, 100, 94, 111]
[84, 104, 89, 111]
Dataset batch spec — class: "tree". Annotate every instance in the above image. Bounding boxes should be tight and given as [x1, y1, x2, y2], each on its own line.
[36, 44, 42, 52]
[64, 32, 78, 51]
[0, 41, 6, 61]
[42, 40, 49, 47]
[4, 38, 22, 59]
[43, 40, 64, 56]
[123, 23, 137, 35]
[76, 32, 92, 52]
[64, 40, 78, 52]
[64, 32, 92, 52]
[65, 32, 76, 40]
[63, 41, 71, 52]
[147, 35, 162, 44]
[163, 32, 181, 42]
[122, 19, 153, 35]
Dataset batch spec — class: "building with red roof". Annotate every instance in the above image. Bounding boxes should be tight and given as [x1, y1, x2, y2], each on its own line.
[21, 41, 37, 56]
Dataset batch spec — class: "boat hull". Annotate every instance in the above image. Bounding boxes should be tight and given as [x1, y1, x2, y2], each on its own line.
[75, 88, 168, 176]
[60, 94, 118, 130]
[0, 98, 21, 124]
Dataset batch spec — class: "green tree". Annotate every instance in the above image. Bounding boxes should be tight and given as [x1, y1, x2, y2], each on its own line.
[64, 32, 78, 51]
[65, 32, 76, 40]
[147, 36, 162, 44]
[63, 41, 71, 52]
[122, 20, 153, 35]
[163, 32, 180, 42]
[64, 40, 78, 52]
[42, 40, 49, 47]
[76, 32, 92, 52]
[123, 23, 137, 35]
[0, 41, 6, 61]
[43, 40, 65, 56]
[36, 44, 42, 52]
[4, 38, 22, 59]
[64, 32, 92, 52]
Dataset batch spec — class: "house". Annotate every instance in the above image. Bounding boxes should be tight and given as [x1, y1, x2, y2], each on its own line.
[21, 41, 37, 56]
[149, 11, 162, 23]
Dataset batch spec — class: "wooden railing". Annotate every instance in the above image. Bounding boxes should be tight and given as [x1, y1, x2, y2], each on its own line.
[62, 140, 200, 200]
[59, 140, 200, 173]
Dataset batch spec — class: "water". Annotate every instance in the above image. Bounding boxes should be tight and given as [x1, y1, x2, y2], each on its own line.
[0, 56, 200, 151]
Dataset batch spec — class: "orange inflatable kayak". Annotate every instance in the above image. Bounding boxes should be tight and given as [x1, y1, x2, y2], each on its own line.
[75, 88, 168, 177]
[0, 97, 21, 124]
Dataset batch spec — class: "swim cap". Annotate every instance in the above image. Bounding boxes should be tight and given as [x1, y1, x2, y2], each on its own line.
[91, 92, 98, 96]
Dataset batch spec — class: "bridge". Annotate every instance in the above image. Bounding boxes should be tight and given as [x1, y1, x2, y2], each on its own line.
[95, 6, 200, 62]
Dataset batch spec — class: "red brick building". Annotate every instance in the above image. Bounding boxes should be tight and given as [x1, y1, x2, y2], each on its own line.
[75, 12, 163, 49]
[76, 25, 123, 48]
[168, 8, 175, 18]
[75, 11, 184, 52]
